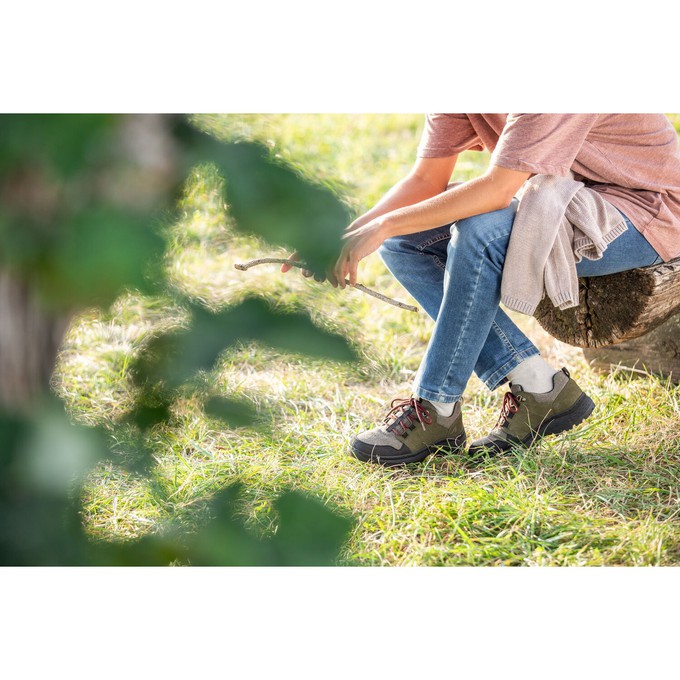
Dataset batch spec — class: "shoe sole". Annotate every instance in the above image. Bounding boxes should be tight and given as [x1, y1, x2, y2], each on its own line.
[351, 432, 468, 467]
[468, 392, 596, 457]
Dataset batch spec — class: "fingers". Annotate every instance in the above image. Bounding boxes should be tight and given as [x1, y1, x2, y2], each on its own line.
[281, 252, 319, 280]
[325, 269, 339, 287]
[279, 250, 337, 286]
[333, 251, 349, 289]
[280, 252, 300, 273]
[348, 252, 359, 287]
[280, 242, 359, 289]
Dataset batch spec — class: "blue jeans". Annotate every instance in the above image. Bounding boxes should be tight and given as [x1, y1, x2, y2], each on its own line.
[378, 200, 663, 403]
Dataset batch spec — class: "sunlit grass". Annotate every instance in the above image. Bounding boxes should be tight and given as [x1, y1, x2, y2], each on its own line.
[53, 114, 680, 566]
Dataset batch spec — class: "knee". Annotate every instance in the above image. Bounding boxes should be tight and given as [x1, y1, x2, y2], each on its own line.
[450, 200, 518, 257]
[378, 233, 421, 266]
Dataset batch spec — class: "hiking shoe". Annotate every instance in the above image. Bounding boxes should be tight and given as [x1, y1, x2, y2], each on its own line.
[468, 367, 595, 457]
[351, 396, 467, 466]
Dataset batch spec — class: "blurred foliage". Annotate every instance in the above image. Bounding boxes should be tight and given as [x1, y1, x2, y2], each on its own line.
[0, 114, 356, 566]
[176, 131, 351, 276]
[0, 401, 352, 566]
[134, 298, 357, 391]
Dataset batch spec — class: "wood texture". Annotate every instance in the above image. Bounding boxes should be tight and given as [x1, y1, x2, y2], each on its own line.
[533, 257, 680, 348]
[583, 313, 680, 383]
[0, 269, 70, 412]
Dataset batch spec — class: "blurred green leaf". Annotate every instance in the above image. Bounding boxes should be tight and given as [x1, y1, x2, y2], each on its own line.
[272, 491, 354, 566]
[0, 403, 106, 565]
[175, 126, 349, 275]
[36, 205, 166, 309]
[16, 402, 110, 496]
[181, 484, 277, 566]
[174, 484, 353, 566]
[0, 114, 116, 178]
[136, 297, 356, 389]
[126, 403, 171, 430]
[203, 397, 258, 428]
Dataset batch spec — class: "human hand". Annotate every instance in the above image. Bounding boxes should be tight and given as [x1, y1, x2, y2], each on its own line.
[333, 217, 390, 288]
[280, 251, 334, 284]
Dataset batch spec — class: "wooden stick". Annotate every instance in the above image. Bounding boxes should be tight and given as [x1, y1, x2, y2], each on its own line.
[234, 257, 419, 313]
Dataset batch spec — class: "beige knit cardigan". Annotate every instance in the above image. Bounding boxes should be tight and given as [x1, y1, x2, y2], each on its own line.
[500, 174, 628, 316]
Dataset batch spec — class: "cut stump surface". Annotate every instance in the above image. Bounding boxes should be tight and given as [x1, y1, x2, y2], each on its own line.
[533, 256, 680, 349]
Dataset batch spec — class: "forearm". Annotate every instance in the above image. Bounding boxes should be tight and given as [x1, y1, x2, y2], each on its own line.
[382, 171, 518, 238]
[351, 168, 453, 230]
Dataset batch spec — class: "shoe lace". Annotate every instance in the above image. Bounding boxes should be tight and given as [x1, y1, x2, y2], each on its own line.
[495, 391, 521, 429]
[384, 397, 433, 437]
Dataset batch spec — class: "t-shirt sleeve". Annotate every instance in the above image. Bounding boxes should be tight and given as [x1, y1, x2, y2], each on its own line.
[491, 114, 599, 176]
[417, 114, 484, 157]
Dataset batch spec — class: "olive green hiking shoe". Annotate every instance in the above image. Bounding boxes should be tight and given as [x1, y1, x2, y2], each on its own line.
[468, 367, 595, 457]
[351, 397, 467, 466]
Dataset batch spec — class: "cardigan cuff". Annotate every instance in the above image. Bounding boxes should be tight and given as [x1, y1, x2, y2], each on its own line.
[501, 295, 539, 316]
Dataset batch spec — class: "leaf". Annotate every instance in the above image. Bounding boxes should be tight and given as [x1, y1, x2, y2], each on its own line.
[0, 403, 107, 566]
[124, 402, 172, 431]
[135, 297, 356, 389]
[180, 484, 277, 566]
[203, 397, 258, 428]
[0, 114, 116, 178]
[271, 491, 354, 566]
[16, 402, 110, 496]
[176, 126, 350, 275]
[36, 205, 166, 309]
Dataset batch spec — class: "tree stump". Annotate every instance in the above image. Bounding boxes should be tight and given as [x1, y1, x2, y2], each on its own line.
[582, 318, 680, 381]
[533, 257, 680, 382]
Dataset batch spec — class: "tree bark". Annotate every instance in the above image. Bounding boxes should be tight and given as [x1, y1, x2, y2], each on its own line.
[0, 269, 70, 412]
[583, 314, 680, 383]
[0, 114, 181, 413]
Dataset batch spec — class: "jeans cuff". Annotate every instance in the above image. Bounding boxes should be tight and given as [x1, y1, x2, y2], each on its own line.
[481, 347, 541, 391]
[412, 386, 463, 404]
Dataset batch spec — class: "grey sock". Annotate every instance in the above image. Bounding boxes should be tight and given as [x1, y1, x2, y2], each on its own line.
[428, 400, 456, 417]
[507, 355, 558, 394]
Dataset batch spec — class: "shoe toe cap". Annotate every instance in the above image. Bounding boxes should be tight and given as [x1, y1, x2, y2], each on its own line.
[351, 436, 409, 461]
[467, 433, 513, 456]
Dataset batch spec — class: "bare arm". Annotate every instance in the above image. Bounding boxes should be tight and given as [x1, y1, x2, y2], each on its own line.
[378, 165, 529, 237]
[335, 163, 531, 286]
[346, 155, 459, 229]
[280, 155, 458, 276]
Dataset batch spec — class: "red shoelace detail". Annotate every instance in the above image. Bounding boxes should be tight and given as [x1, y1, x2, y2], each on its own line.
[495, 391, 521, 429]
[384, 397, 433, 437]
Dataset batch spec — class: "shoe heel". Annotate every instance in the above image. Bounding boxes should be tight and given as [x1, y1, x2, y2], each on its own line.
[543, 393, 595, 436]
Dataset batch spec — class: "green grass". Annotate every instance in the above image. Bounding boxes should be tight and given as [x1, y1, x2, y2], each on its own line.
[53, 114, 680, 566]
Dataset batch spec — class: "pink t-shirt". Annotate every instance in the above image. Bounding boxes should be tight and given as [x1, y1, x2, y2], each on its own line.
[417, 114, 680, 262]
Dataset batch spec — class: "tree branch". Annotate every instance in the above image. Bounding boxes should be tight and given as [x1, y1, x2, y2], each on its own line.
[234, 258, 419, 313]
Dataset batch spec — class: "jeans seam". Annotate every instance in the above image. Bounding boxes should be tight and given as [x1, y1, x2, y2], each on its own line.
[491, 320, 516, 354]
[432, 254, 446, 271]
[417, 232, 451, 251]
